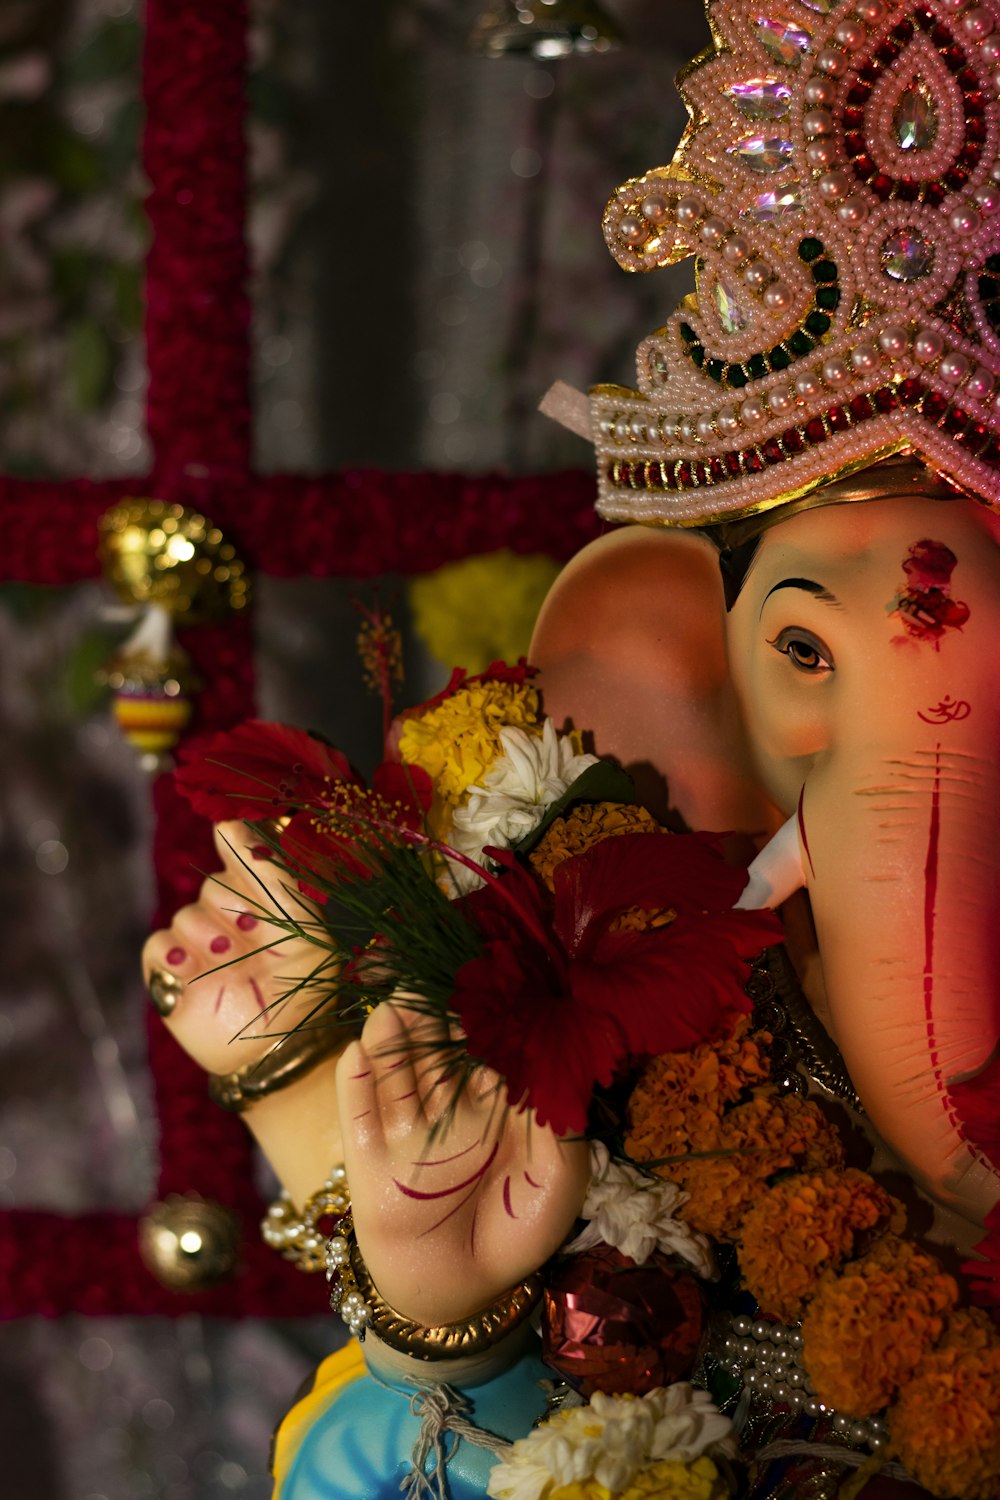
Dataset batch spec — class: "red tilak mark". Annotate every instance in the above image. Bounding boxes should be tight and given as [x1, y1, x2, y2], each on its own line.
[918, 697, 971, 725]
[166, 946, 187, 966]
[797, 787, 815, 878]
[413, 1142, 478, 1168]
[213, 986, 225, 1014]
[236, 913, 257, 932]
[394, 1141, 499, 1201]
[250, 978, 267, 1013]
[524, 1172, 542, 1189]
[503, 1175, 517, 1219]
[892, 539, 970, 647]
[210, 935, 231, 954]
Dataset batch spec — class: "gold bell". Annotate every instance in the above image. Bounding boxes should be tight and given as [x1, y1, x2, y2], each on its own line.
[98, 499, 249, 769]
[470, 0, 623, 59]
[138, 1194, 241, 1292]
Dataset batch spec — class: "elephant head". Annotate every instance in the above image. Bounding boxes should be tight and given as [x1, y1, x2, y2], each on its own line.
[532, 487, 1000, 1237]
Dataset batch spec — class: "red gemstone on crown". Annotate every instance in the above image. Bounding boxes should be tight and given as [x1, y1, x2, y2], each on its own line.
[850, 394, 874, 421]
[782, 427, 804, 453]
[743, 449, 765, 473]
[725, 451, 742, 476]
[805, 416, 827, 443]
[899, 378, 924, 405]
[827, 405, 849, 431]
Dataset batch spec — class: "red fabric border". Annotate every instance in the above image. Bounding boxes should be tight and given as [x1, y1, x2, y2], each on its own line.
[0, 470, 599, 585]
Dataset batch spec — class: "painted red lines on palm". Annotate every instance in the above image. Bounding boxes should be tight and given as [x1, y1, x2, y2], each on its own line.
[394, 1141, 500, 1240]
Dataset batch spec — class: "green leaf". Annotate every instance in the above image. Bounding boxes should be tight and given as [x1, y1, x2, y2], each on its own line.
[67, 318, 112, 410]
[512, 760, 637, 859]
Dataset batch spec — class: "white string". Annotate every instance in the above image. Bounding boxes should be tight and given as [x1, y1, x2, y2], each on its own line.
[367, 1369, 512, 1500]
[754, 1438, 916, 1485]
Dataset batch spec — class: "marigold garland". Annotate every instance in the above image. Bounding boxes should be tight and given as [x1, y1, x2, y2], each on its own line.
[624, 1021, 773, 1162]
[396, 679, 541, 810]
[801, 1235, 959, 1417]
[628, 1066, 844, 1240]
[737, 1168, 905, 1323]
[530, 802, 661, 890]
[890, 1309, 1000, 1500]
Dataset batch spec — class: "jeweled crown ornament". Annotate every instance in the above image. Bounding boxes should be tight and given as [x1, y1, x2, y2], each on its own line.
[586, 0, 1000, 525]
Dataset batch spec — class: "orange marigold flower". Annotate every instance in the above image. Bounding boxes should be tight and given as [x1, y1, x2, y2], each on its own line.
[802, 1235, 959, 1416]
[530, 801, 661, 890]
[890, 1308, 1000, 1500]
[665, 1094, 844, 1239]
[625, 1022, 773, 1164]
[737, 1169, 905, 1322]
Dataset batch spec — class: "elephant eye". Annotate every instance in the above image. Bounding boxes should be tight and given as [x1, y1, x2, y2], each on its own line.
[768, 627, 834, 675]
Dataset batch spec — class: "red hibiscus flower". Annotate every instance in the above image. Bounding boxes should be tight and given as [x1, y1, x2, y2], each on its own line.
[176, 720, 362, 822]
[278, 761, 434, 898]
[452, 832, 782, 1135]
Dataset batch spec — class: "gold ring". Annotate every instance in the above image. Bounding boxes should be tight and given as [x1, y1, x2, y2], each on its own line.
[148, 967, 184, 1017]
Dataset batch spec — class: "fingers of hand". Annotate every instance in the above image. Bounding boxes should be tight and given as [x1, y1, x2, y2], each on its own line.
[336, 1038, 383, 1155]
[213, 820, 314, 922]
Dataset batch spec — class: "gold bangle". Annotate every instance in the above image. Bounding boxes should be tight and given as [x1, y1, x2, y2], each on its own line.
[261, 1165, 350, 1273]
[208, 1022, 349, 1113]
[345, 1223, 542, 1360]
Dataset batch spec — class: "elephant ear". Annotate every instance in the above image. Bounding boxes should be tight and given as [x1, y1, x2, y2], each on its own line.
[530, 526, 773, 834]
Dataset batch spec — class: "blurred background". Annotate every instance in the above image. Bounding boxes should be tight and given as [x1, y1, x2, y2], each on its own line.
[0, 1, 703, 1494]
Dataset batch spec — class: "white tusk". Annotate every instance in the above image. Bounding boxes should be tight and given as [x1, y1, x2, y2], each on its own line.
[735, 814, 806, 910]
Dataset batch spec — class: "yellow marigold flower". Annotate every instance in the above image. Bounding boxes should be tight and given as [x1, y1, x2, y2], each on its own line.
[619, 1457, 731, 1500]
[397, 680, 540, 807]
[408, 551, 561, 676]
[549, 1485, 613, 1500]
[649, 1093, 843, 1240]
[737, 1169, 905, 1322]
[625, 1022, 773, 1165]
[802, 1235, 959, 1416]
[531, 802, 662, 890]
[890, 1309, 1000, 1500]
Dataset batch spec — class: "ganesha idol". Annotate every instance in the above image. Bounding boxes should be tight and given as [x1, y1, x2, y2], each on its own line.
[143, 0, 1000, 1496]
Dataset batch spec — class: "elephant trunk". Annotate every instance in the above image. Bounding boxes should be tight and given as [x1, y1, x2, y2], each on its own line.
[802, 739, 1000, 1230]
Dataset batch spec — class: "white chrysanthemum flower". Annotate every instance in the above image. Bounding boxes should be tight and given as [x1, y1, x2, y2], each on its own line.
[486, 1385, 734, 1500]
[564, 1142, 718, 1279]
[446, 719, 597, 893]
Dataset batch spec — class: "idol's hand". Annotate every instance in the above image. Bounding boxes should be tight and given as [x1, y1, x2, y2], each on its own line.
[337, 1000, 591, 1328]
[141, 819, 334, 1076]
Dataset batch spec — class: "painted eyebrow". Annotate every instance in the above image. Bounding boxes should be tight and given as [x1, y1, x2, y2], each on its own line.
[759, 577, 842, 619]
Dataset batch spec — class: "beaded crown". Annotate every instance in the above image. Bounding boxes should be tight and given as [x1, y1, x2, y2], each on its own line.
[591, 0, 1000, 525]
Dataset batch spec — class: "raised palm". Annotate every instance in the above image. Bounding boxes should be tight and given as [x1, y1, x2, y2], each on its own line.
[337, 999, 591, 1328]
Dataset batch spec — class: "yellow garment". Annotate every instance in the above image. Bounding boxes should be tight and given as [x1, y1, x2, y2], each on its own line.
[271, 1340, 367, 1495]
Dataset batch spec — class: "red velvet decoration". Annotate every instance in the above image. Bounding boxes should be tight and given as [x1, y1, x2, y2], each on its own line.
[0, 470, 600, 586]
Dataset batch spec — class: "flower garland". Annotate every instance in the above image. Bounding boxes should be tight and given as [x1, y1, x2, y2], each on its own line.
[176, 659, 1000, 1497]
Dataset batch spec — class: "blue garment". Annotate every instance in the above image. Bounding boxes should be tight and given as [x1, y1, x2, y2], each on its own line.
[278, 1344, 553, 1500]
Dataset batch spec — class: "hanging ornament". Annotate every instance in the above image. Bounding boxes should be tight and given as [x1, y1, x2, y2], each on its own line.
[469, 0, 623, 59]
[97, 499, 250, 770]
[138, 1194, 241, 1292]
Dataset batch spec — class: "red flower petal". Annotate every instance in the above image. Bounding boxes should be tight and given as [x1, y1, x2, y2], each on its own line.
[371, 761, 433, 829]
[176, 720, 361, 821]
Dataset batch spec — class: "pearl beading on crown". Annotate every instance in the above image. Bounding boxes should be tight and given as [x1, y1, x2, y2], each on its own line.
[591, 0, 1000, 525]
